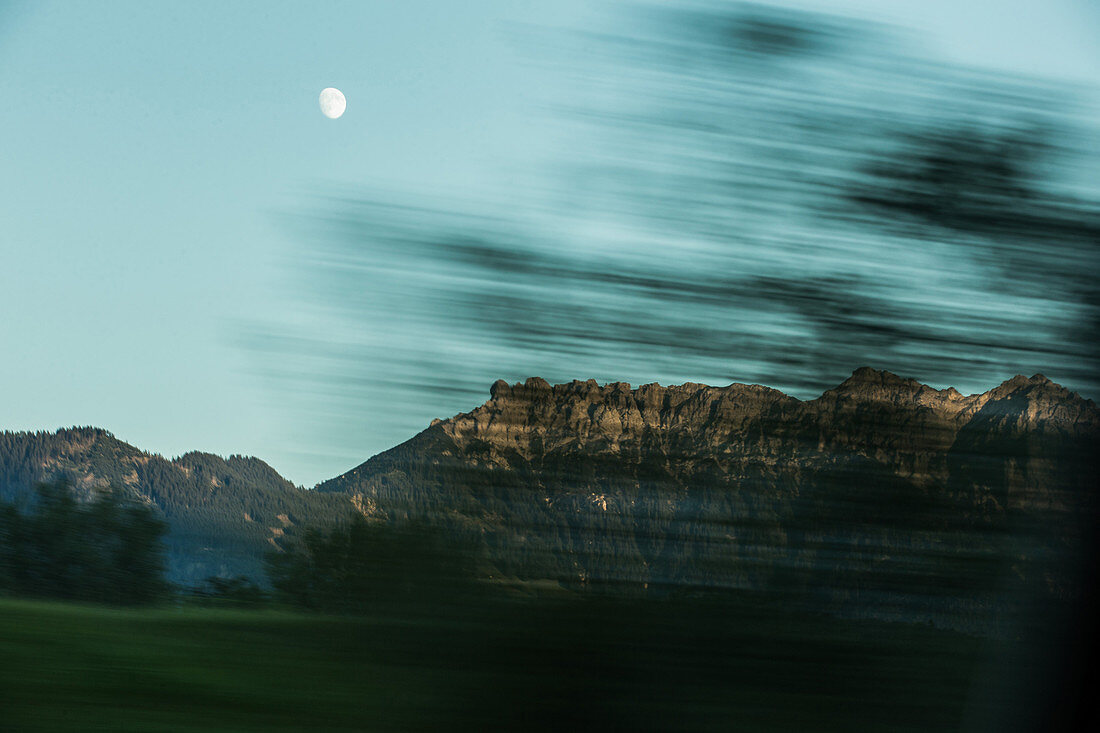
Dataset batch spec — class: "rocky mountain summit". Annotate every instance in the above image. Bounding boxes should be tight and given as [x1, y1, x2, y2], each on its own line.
[472, 368, 1093, 451]
[321, 368, 1097, 631]
[326, 367, 1095, 508]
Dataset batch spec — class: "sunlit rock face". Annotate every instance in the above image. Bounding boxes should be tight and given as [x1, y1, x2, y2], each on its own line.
[320, 367, 1098, 633]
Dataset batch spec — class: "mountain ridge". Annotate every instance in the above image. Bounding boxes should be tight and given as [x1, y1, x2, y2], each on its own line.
[315, 367, 1096, 632]
[321, 367, 1096, 487]
[2, 366, 1095, 626]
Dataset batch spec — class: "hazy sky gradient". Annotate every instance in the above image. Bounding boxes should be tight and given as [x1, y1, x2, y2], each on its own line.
[1, 1, 1096, 485]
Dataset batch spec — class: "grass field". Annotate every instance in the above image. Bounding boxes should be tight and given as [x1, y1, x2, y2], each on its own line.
[0, 595, 1025, 732]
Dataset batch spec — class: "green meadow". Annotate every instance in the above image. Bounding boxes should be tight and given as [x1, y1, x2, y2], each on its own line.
[0, 595, 1018, 732]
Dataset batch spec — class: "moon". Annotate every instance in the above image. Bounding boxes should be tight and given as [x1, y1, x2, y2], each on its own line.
[319, 87, 346, 119]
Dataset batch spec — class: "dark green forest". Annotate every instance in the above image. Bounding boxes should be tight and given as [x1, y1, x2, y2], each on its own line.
[265, 515, 487, 615]
[0, 481, 168, 605]
[0, 428, 354, 584]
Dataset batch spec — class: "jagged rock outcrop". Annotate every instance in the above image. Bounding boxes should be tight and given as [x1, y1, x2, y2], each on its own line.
[320, 368, 1098, 632]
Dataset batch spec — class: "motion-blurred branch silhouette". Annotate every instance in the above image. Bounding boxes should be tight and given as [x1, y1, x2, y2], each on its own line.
[253, 1, 1100, 467]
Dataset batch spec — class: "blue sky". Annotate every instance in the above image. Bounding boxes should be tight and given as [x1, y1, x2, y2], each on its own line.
[0, 0, 578, 483]
[1, 1, 1096, 486]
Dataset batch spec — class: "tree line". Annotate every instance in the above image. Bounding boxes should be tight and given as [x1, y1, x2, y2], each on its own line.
[1, 479, 486, 614]
[0, 480, 169, 605]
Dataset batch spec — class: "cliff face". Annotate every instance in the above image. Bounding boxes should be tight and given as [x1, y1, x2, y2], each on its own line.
[320, 368, 1098, 631]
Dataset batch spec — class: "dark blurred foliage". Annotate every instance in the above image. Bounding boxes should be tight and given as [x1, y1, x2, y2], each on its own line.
[186, 575, 269, 609]
[0, 480, 168, 605]
[256, 3, 1099, 461]
[265, 515, 485, 616]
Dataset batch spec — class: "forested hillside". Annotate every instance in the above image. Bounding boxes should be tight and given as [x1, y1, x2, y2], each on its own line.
[0, 428, 354, 584]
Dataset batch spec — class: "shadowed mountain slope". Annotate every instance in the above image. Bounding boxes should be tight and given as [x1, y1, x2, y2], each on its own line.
[0, 428, 353, 584]
[318, 367, 1098, 632]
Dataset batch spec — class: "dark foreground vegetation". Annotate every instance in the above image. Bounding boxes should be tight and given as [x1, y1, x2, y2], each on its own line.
[0, 481, 168, 605]
[0, 592, 1008, 733]
[0, 486, 1088, 731]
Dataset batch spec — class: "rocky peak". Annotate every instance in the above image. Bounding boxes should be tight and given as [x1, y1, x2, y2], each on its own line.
[838, 366, 909, 388]
[430, 369, 1099, 465]
[988, 373, 1068, 399]
[820, 367, 964, 411]
[444, 376, 787, 460]
[966, 372, 1098, 433]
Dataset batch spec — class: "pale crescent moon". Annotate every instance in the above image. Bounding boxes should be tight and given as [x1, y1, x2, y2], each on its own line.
[319, 88, 346, 119]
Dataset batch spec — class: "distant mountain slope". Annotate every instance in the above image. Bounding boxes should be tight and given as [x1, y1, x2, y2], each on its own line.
[0, 428, 354, 584]
[4, 367, 1095, 626]
[318, 368, 1098, 631]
